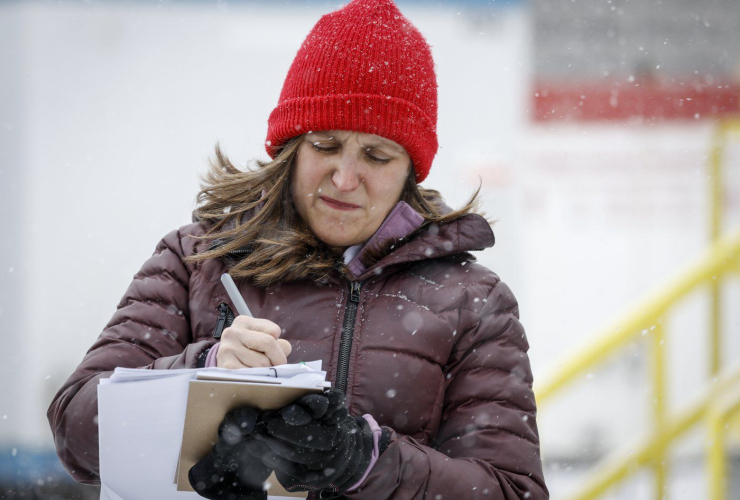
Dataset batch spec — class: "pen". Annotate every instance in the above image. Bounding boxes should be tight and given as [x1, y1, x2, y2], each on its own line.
[220, 273, 253, 317]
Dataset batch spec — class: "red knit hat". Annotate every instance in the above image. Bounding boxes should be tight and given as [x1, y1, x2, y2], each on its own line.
[265, 0, 438, 183]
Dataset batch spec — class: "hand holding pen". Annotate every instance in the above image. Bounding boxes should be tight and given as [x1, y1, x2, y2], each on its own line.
[215, 273, 292, 369]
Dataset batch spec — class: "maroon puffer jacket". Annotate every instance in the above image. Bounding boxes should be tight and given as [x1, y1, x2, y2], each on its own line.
[48, 211, 548, 500]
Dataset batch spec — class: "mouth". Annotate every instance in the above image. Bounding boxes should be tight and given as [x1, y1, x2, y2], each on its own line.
[319, 196, 361, 211]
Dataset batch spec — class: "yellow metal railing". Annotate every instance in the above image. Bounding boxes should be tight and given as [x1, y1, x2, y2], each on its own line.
[536, 229, 740, 500]
[709, 118, 740, 376]
[535, 227, 740, 404]
[707, 378, 740, 500]
[534, 117, 740, 500]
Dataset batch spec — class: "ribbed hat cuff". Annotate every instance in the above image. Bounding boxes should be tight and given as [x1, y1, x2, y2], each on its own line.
[266, 94, 437, 183]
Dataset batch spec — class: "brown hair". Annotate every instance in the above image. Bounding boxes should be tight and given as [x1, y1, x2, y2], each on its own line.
[183, 136, 487, 287]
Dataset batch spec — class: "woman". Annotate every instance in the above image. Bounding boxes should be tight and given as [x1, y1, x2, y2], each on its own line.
[48, 0, 549, 499]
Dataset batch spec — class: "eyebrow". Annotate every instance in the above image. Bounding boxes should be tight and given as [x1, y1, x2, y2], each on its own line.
[363, 141, 402, 155]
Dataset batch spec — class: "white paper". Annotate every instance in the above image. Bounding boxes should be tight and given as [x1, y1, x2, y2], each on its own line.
[194, 361, 324, 380]
[108, 361, 324, 384]
[107, 368, 198, 383]
[98, 372, 201, 499]
[97, 361, 325, 500]
[99, 484, 126, 500]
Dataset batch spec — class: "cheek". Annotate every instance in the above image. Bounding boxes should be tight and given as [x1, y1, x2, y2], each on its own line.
[292, 162, 318, 203]
[290, 172, 313, 220]
[293, 157, 329, 196]
[381, 168, 409, 199]
[368, 173, 407, 213]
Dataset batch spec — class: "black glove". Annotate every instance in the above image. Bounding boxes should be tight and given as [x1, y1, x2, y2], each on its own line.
[189, 407, 273, 500]
[253, 390, 375, 494]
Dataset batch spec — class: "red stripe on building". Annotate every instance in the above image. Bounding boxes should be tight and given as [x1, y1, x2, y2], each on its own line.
[533, 79, 740, 122]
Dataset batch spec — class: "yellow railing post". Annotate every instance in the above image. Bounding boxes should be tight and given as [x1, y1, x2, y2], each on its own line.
[650, 321, 668, 500]
[708, 122, 725, 377]
[707, 406, 726, 500]
[706, 382, 740, 500]
[709, 276, 721, 378]
[709, 122, 725, 244]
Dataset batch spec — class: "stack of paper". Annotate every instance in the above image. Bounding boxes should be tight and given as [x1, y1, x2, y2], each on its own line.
[98, 362, 329, 500]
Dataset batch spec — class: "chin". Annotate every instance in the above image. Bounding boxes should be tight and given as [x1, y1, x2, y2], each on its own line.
[313, 226, 360, 248]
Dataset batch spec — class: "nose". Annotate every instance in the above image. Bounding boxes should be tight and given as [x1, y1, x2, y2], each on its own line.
[331, 156, 362, 192]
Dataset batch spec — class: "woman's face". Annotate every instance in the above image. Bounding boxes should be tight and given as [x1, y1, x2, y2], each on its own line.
[291, 130, 411, 248]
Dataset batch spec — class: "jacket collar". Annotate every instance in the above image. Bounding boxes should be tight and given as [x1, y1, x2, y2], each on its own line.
[352, 210, 494, 281]
[344, 201, 424, 277]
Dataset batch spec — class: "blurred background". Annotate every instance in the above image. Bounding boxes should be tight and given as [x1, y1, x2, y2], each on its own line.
[1, 0, 739, 498]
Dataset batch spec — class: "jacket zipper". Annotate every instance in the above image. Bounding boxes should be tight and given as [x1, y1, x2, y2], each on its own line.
[208, 238, 252, 255]
[213, 302, 236, 339]
[335, 281, 363, 394]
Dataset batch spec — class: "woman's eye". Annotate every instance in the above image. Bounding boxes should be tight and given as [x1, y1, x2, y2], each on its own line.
[365, 153, 391, 165]
[311, 143, 338, 153]
[364, 148, 391, 164]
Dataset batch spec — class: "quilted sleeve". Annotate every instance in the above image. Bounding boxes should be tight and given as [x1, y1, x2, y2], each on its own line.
[46, 228, 216, 485]
[345, 279, 549, 500]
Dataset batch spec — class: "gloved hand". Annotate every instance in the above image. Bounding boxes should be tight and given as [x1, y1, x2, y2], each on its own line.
[253, 390, 375, 494]
[189, 406, 273, 500]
